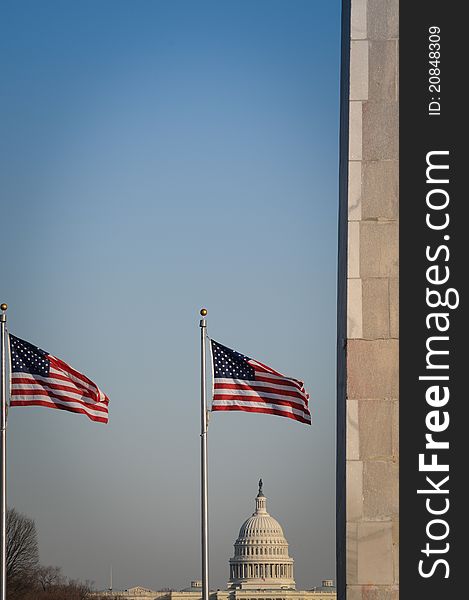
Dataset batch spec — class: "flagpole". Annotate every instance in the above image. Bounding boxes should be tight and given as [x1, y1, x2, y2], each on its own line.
[199, 308, 209, 600]
[0, 303, 8, 600]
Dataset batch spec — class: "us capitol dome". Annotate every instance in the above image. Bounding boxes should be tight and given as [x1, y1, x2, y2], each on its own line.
[93, 480, 336, 600]
[228, 480, 295, 590]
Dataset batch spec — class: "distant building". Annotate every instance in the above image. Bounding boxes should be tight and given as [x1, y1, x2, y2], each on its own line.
[93, 483, 336, 600]
[96, 588, 165, 598]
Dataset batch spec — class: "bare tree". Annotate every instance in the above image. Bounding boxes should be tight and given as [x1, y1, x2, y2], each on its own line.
[5, 507, 95, 599]
[6, 507, 39, 598]
[62, 578, 93, 600]
[20, 574, 93, 600]
[34, 578, 92, 600]
[36, 565, 65, 591]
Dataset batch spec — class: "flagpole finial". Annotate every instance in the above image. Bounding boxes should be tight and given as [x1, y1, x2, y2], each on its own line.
[0, 304, 7, 312]
[200, 308, 208, 317]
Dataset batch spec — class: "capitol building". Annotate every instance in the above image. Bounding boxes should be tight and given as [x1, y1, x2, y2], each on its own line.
[228, 480, 295, 589]
[94, 482, 335, 600]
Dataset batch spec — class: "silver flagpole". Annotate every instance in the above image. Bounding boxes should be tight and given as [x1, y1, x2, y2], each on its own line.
[199, 308, 209, 600]
[0, 303, 8, 600]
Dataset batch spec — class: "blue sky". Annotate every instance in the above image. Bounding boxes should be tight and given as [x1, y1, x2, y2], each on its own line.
[1, 0, 341, 591]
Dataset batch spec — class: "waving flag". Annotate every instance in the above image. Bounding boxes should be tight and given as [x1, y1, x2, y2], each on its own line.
[9, 334, 109, 423]
[210, 339, 311, 424]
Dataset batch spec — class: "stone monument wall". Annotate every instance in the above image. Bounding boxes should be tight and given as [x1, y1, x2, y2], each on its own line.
[344, 1, 399, 598]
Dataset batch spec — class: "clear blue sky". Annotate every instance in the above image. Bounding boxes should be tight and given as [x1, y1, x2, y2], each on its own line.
[0, 0, 341, 592]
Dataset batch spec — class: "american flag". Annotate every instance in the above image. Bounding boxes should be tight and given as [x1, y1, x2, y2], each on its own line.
[9, 334, 109, 423]
[210, 340, 311, 425]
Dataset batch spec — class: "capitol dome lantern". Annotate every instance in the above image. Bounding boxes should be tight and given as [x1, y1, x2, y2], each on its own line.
[228, 480, 295, 590]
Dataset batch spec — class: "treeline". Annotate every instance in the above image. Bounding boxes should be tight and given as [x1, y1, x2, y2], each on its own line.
[7, 507, 93, 600]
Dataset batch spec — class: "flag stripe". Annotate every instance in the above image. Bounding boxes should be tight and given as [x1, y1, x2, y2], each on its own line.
[213, 388, 308, 410]
[214, 381, 308, 402]
[248, 359, 285, 376]
[50, 363, 106, 399]
[11, 376, 99, 402]
[9, 399, 108, 423]
[31, 368, 98, 394]
[248, 360, 306, 387]
[10, 386, 109, 413]
[50, 356, 101, 390]
[48, 369, 97, 393]
[212, 398, 309, 416]
[248, 368, 305, 389]
[213, 394, 309, 416]
[214, 376, 304, 394]
[10, 395, 108, 419]
[211, 403, 311, 424]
